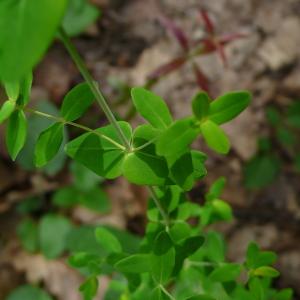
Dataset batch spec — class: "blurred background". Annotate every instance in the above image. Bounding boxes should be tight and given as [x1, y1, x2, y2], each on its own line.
[1, 0, 300, 299]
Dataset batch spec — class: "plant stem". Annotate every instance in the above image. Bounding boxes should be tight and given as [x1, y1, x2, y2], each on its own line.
[24, 107, 125, 150]
[148, 186, 170, 229]
[59, 28, 131, 151]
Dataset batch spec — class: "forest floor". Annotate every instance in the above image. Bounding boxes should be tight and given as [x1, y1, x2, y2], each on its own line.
[1, 0, 300, 299]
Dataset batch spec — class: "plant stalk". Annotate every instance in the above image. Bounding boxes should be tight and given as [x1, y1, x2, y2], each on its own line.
[59, 28, 131, 151]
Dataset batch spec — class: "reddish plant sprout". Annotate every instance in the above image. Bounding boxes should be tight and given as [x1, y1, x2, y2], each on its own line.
[148, 10, 248, 93]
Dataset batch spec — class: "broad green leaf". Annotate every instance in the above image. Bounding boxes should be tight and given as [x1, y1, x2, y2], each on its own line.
[157, 117, 199, 157]
[4, 80, 19, 100]
[191, 150, 207, 180]
[95, 227, 122, 253]
[249, 278, 264, 300]
[16, 100, 67, 175]
[79, 276, 98, 300]
[169, 222, 192, 243]
[63, 0, 100, 37]
[115, 254, 151, 273]
[206, 232, 225, 263]
[17, 219, 38, 253]
[192, 92, 210, 120]
[166, 151, 195, 191]
[212, 199, 232, 221]
[17, 72, 33, 106]
[6, 110, 27, 160]
[206, 177, 226, 201]
[185, 296, 215, 300]
[6, 285, 53, 300]
[151, 231, 175, 284]
[68, 252, 99, 268]
[0, 100, 15, 124]
[131, 87, 172, 129]
[0, 0, 68, 81]
[253, 266, 280, 278]
[274, 289, 293, 300]
[35, 122, 64, 167]
[209, 91, 251, 125]
[52, 186, 79, 208]
[209, 263, 242, 282]
[150, 287, 171, 300]
[61, 82, 94, 121]
[65, 122, 131, 179]
[200, 120, 230, 154]
[244, 154, 280, 189]
[39, 214, 72, 259]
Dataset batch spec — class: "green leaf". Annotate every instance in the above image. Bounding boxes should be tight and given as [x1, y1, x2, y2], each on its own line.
[63, 0, 100, 37]
[6, 285, 53, 300]
[39, 214, 72, 259]
[192, 92, 210, 120]
[35, 122, 64, 167]
[52, 186, 79, 208]
[131, 87, 173, 129]
[17, 72, 33, 106]
[151, 231, 175, 284]
[4, 80, 20, 100]
[244, 154, 280, 189]
[200, 120, 230, 154]
[209, 263, 242, 282]
[0, 100, 15, 124]
[169, 222, 192, 243]
[79, 276, 98, 300]
[0, 1, 68, 81]
[95, 227, 122, 253]
[114, 254, 151, 273]
[157, 117, 199, 157]
[253, 266, 280, 278]
[61, 82, 94, 121]
[287, 101, 300, 128]
[249, 278, 264, 300]
[274, 289, 293, 300]
[209, 91, 251, 125]
[17, 219, 38, 253]
[65, 122, 131, 179]
[185, 296, 215, 300]
[212, 199, 232, 221]
[191, 150, 207, 180]
[6, 110, 27, 160]
[206, 177, 226, 201]
[206, 232, 225, 263]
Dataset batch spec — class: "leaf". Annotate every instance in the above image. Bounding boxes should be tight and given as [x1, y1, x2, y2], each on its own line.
[151, 231, 175, 284]
[17, 72, 33, 106]
[206, 177, 226, 201]
[185, 296, 215, 300]
[17, 219, 38, 253]
[4, 80, 20, 100]
[209, 91, 251, 125]
[169, 222, 192, 243]
[157, 117, 199, 157]
[115, 254, 151, 273]
[274, 289, 293, 300]
[192, 92, 210, 120]
[200, 120, 230, 154]
[209, 263, 242, 282]
[52, 187, 79, 208]
[0, 0, 68, 81]
[131, 87, 173, 129]
[191, 150, 207, 180]
[244, 154, 280, 189]
[61, 82, 94, 121]
[95, 227, 122, 253]
[65, 122, 131, 179]
[6, 285, 53, 300]
[63, 0, 100, 37]
[253, 266, 280, 278]
[39, 214, 72, 259]
[6, 110, 27, 160]
[249, 278, 264, 300]
[212, 199, 232, 221]
[34, 122, 64, 167]
[0, 100, 15, 124]
[79, 276, 98, 300]
[206, 232, 225, 263]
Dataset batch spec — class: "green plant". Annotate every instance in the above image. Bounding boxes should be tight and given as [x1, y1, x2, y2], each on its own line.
[0, 2, 292, 300]
[244, 102, 300, 189]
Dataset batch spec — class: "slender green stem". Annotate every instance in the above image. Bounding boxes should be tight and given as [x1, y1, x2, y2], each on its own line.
[133, 137, 158, 152]
[159, 285, 176, 300]
[59, 28, 131, 151]
[24, 107, 125, 150]
[148, 186, 170, 229]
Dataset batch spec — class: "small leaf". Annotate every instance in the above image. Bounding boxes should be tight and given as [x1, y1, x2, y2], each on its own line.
[39, 214, 72, 259]
[0, 100, 15, 124]
[249, 278, 264, 300]
[6, 285, 53, 300]
[151, 231, 175, 284]
[253, 266, 280, 278]
[206, 177, 226, 200]
[114, 254, 151, 273]
[209, 263, 242, 282]
[192, 92, 210, 120]
[212, 199, 232, 221]
[79, 276, 98, 300]
[95, 227, 122, 253]
[61, 82, 94, 121]
[131, 87, 173, 129]
[35, 122, 64, 167]
[191, 150, 207, 180]
[17, 219, 38, 253]
[200, 120, 230, 154]
[157, 117, 199, 157]
[17, 72, 33, 106]
[185, 296, 215, 300]
[209, 91, 251, 125]
[6, 110, 27, 160]
[4, 80, 20, 100]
